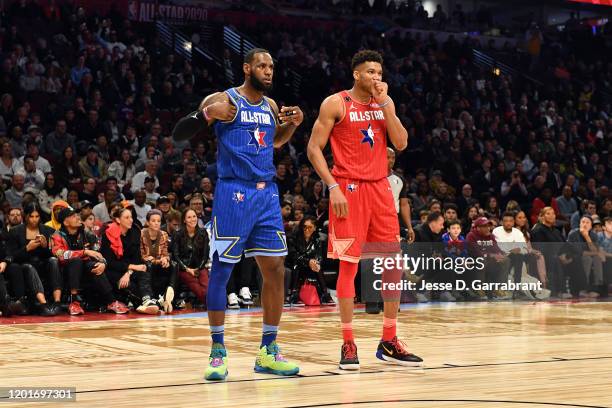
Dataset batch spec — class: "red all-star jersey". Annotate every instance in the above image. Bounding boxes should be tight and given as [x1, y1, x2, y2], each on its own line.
[329, 90, 388, 181]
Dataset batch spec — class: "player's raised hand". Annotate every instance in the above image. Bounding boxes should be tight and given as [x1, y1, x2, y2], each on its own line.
[371, 80, 389, 105]
[279, 106, 304, 126]
[330, 187, 349, 218]
[206, 101, 237, 121]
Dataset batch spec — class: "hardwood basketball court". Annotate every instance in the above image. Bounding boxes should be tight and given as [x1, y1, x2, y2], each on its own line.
[1, 301, 611, 407]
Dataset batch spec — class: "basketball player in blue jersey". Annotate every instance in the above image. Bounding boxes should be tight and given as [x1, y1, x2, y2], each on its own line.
[173, 48, 303, 381]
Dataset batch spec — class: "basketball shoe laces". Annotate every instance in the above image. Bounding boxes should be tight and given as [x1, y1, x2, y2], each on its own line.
[342, 342, 357, 359]
[210, 348, 225, 367]
[267, 342, 287, 362]
[389, 336, 411, 356]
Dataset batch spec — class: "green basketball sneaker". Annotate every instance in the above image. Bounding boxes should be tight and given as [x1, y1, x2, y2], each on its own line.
[204, 343, 228, 381]
[254, 341, 299, 376]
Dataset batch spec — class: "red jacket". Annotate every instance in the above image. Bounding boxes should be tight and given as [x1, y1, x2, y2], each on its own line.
[530, 197, 559, 225]
[50, 228, 99, 265]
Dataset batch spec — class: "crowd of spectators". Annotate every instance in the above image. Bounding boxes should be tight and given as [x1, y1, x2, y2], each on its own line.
[0, 1, 611, 317]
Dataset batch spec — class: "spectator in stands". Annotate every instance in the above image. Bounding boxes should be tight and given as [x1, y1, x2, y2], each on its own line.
[132, 160, 159, 193]
[557, 186, 578, 220]
[493, 212, 530, 293]
[107, 148, 136, 191]
[44, 120, 76, 159]
[79, 146, 108, 184]
[79, 177, 98, 204]
[39, 173, 67, 219]
[143, 176, 160, 204]
[531, 207, 569, 298]
[131, 190, 151, 227]
[92, 189, 116, 224]
[567, 215, 604, 298]
[173, 208, 209, 307]
[0, 141, 20, 182]
[19, 157, 45, 193]
[571, 200, 597, 229]
[55, 146, 83, 190]
[5, 173, 25, 208]
[21, 141, 51, 174]
[466, 216, 511, 300]
[140, 209, 176, 313]
[286, 216, 334, 306]
[101, 206, 158, 314]
[5, 203, 59, 316]
[530, 187, 560, 225]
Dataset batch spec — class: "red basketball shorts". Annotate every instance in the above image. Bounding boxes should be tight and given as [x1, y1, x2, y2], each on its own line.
[327, 177, 401, 263]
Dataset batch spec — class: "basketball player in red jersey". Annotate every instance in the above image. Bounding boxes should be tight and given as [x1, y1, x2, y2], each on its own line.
[307, 50, 423, 369]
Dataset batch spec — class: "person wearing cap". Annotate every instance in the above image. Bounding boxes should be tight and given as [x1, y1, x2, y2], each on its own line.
[466, 216, 511, 300]
[143, 175, 160, 204]
[51, 206, 128, 315]
[45, 200, 70, 231]
[100, 206, 158, 314]
[78, 145, 108, 184]
[140, 209, 176, 313]
[567, 215, 604, 298]
[155, 195, 171, 219]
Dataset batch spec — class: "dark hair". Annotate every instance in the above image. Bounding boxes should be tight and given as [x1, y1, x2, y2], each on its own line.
[447, 220, 461, 228]
[351, 49, 383, 70]
[181, 207, 197, 225]
[23, 202, 41, 217]
[44, 172, 62, 196]
[443, 203, 458, 212]
[146, 209, 163, 221]
[502, 211, 516, 219]
[105, 176, 118, 184]
[426, 211, 443, 224]
[604, 217, 612, 224]
[244, 48, 270, 64]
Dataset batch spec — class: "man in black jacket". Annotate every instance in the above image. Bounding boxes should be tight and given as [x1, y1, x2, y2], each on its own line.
[531, 206, 570, 298]
[412, 211, 450, 301]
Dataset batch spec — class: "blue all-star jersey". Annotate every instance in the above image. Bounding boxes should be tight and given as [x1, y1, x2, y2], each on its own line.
[213, 87, 277, 182]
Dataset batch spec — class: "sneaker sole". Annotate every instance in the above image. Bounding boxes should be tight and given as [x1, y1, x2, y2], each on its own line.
[290, 303, 306, 307]
[205, 370, 228, 381]
[376, 351, 423, 367]
[253, 365, 299, 376]
[164, 287, 174, 313]
[339, 363, 360, 370]
[137, 306, 159, 314]
[228, 305, 240, 310]
[239, 300, 254, 305]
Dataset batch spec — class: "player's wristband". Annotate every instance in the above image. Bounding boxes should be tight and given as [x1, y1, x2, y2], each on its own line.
[328, 183, 339, 191]
[378, 98, 392, 108]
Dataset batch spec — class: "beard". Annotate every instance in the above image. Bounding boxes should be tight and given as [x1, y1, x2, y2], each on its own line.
[249, 75, 272, 92]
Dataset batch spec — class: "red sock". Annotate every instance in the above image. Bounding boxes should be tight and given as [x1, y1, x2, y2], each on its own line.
[382, 317, 396, 341]
[341, 322, 354, 342]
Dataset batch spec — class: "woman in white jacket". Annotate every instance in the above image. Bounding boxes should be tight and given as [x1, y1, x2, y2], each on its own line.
[107, 148, 136, 191]
[38, 173, 68, 219]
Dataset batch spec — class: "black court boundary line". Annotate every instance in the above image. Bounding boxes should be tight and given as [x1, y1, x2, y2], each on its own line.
[2, 355, 611, 400]
[286, 399, 609, 408]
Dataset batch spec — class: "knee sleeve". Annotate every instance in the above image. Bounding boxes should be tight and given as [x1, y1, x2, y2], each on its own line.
[336, 261, 359, 299]
[206, 253, 235, 311]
